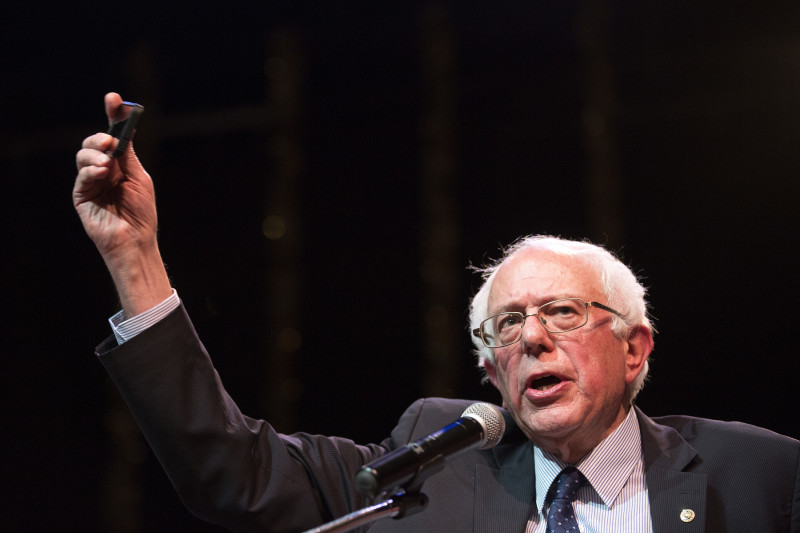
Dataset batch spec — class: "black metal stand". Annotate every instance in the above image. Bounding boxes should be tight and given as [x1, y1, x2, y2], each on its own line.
[301, 491, 428, 533]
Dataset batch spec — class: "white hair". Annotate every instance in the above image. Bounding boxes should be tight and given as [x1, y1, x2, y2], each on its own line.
[469, 235, 653, 401]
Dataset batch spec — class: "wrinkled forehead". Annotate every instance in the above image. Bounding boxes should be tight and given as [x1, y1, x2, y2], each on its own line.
[488, 248, 604, 309]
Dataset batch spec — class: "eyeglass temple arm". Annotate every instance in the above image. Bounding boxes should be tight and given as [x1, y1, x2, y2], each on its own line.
[472, 328, 494, 341]
[588, 301, 625, 318]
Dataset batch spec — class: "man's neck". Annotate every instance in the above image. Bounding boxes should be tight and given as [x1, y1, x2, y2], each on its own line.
[534, 405, 630, 464]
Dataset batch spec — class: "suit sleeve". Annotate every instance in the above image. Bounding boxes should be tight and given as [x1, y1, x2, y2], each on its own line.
[793, 440, 800, 532]
[97, 303, 390, 533]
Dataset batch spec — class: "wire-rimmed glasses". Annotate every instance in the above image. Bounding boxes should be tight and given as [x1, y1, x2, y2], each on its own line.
[472, 298, 625, 348]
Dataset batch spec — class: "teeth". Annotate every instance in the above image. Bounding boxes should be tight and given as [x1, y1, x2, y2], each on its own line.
[534, 384, 557, 391]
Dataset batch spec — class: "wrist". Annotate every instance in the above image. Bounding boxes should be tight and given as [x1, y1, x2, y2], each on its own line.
[103, 243, 172, 317]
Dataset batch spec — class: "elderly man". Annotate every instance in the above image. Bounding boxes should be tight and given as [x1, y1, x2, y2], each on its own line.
[75, 94, 799, 532]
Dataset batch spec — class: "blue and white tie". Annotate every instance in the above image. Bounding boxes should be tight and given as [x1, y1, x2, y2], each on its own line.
[546, 466, 586, 533]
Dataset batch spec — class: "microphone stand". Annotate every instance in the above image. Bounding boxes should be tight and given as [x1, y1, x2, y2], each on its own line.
[300, 490, 428, 533]
[301, 456, 443, 533]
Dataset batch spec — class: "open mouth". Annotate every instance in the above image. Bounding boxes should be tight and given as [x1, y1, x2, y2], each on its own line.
[529, 375, 563, 392]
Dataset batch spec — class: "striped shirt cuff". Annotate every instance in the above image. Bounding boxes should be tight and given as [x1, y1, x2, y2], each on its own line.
[109, 289, 180, 345]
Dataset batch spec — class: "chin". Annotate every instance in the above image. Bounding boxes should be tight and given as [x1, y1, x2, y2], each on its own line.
[520, 405, 579, 439]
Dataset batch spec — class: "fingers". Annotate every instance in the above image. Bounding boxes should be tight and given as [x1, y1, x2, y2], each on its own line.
[76, 146, 112, 171]
[74, 147, 115, 195]
[75, 93, 149, 193]
[75, 133, 118, 189]
[75, 162, 111, 188]
[77, 133, 114, 169]
[81, 131, 114, 151]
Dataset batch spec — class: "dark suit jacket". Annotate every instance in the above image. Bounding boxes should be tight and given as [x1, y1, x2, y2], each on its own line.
[98, 304, 800, 532]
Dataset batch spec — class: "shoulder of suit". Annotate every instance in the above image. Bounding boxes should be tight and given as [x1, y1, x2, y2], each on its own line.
[394, 398, 504, 442]
[411, 397, 507, 420]
[650, 413, 799, 451]
[402, 397, 488, 424]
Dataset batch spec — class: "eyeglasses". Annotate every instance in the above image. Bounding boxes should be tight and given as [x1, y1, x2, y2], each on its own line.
[472, 298, 625, 348]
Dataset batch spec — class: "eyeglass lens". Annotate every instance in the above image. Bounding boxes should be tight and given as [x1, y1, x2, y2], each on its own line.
[483, 299, 588, 347]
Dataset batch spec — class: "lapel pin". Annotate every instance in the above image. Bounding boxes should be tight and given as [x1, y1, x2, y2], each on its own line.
[680, 508, 696, 523]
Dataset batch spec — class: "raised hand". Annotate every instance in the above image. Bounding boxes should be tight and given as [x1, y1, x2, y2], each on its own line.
[74, 92, 171, 317]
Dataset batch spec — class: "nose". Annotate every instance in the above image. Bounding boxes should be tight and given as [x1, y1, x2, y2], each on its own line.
[520, 313, 555, 355]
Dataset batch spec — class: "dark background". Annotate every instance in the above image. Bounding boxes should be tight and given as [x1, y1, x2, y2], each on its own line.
[2, 2, 799, 531]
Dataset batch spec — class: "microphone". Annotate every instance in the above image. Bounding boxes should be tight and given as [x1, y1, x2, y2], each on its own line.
[355, 402, 507, 498]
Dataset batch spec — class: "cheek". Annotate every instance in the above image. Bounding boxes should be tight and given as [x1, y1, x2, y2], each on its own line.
[578, 347, 627, 397]
[491, 349, 523, 392]
[491, 347, 515, 374]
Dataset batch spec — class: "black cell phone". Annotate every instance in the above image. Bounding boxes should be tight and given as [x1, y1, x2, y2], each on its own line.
[107, 101, 144, 158]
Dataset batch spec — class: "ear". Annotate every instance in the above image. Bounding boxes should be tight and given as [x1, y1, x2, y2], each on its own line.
[624, 325, 653, 384]
[483, 358, 500, 389]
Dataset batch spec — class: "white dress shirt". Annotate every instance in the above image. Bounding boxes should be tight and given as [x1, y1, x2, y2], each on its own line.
[108, 288, 180, 344]
[527, 407, 653, 533]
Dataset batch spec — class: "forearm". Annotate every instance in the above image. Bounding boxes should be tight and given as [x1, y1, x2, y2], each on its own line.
[102, 241, 172, 318]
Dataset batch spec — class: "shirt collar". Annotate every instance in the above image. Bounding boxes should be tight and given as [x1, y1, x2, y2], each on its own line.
[533, 407, 642, 512]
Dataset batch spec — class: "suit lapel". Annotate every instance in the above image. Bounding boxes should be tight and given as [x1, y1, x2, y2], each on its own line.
[637, 408, 707, 533]
[473, 431, 535, 533]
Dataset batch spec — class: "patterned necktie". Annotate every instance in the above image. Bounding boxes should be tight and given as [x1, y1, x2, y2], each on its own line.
[546, 466, 586, 533]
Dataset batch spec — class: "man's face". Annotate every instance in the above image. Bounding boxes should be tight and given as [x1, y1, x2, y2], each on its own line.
[483, 248, 649, 462]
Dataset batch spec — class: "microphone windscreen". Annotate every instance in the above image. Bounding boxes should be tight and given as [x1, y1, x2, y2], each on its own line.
[461, 402, 506, 449]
